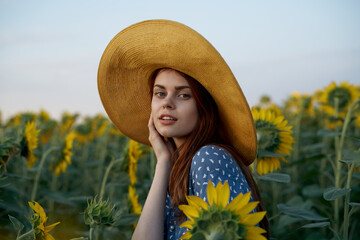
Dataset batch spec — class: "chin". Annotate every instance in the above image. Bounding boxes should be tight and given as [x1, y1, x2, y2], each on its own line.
[157, 129, 171, 138]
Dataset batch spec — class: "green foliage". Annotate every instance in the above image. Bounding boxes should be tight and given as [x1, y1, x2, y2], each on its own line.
[1, 84, 360, 239]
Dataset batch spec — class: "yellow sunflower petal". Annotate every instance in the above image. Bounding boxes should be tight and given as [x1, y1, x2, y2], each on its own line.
[44, 232, 56, 240]
[180, 220, 194, 229]
[262, 159, 270, 175]
[37, 223, 45, 231]
[178, 205, 199, 220]
[29, 201, 47, 223]
[216, 181, 230, 207]
[241, 211, 266, 226]
[236, 201, 259, 217]
[207, 180, 217, 205]
[180, 231, 192, 239]
[227, 191, 251, 212]
[246, 231, 267, 240]
[186, 195, 209, 211]
[247, 225, 267, 234]
[44, 222, 60, 232]
[256, 159, 264, 175]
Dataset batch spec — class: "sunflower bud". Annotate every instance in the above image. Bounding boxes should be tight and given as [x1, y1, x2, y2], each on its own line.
[84, 196, 120, 228]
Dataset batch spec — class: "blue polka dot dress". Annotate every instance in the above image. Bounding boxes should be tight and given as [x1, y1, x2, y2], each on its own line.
[164, 145, 252, 239]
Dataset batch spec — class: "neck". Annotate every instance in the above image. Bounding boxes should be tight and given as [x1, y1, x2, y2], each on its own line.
[173, 137, 185, 149]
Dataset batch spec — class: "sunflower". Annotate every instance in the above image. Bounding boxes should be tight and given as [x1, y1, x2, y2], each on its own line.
[312, 89, 323, 108]
[284, 92, 314, 116]
[179, 181, 267, 240]
[253, 103, 283, 117]
[128, 185, 142, 215]
[28, 201, 60, 240]
[128, 140, 143, 185]
[96, 118, 109, 137]
[127, 140, 144, 217]
[51, 131, 76, 176]
[40, 121, 57, 145]
[321, 82, 360, 118]
[24, 121, 40, 168]
[60, 112, 77, 136]
[84, 196, 120, 227]
[38, 110, 50, 122]
[251, 107, 294, 175]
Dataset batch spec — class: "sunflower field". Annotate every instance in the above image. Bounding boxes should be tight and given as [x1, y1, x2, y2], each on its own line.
[1, 81, 360, 240]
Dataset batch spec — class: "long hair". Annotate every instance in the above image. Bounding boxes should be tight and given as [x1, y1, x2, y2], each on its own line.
[149, 68, 270, 238]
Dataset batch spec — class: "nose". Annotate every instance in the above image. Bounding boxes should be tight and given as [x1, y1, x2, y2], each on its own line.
[162, 96, 175, 109]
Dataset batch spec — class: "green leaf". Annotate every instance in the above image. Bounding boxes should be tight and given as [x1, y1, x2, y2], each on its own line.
[300, 222, 330, 229]
[70, 238, 89, 240]
[8, 215, 24, 233]
[340, 160, 356, 164]
[277, 204, 327, 221]
[317, 129, 341, 137]
[350, 136, 360, 142]
[323, 187, 351, 201]
[257, 173, 290, 183]
[302, 185, 323, 198]
[302, 143, 327, 151]
[349, 202, 360, 207]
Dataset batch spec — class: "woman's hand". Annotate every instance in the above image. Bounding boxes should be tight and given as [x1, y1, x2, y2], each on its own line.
[148, 113, 174, 166]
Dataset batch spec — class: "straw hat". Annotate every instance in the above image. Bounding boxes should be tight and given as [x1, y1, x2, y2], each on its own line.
[98, 19, 256, 165]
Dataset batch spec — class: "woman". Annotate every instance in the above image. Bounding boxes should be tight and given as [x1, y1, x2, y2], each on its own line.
[98, 20, 269, 239]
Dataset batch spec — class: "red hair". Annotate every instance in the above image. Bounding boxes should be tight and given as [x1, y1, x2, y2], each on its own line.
[149, 68, 270, 238]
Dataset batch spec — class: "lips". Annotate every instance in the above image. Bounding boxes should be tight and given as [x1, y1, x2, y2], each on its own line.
[159, 114, 177, 125]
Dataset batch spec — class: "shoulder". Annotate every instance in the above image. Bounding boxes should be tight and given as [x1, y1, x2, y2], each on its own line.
[191, 145, 235, 166]
[190, 145, 240, 175]
[189, 144, 251, 200]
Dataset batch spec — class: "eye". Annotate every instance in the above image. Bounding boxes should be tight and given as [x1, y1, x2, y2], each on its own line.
[154, 91, 166, 98]
[178, 93, 191, 99]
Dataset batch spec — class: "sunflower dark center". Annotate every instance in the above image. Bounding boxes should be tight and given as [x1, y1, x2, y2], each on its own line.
[255, 120, 281, 153]
[328, 87, 351, 108]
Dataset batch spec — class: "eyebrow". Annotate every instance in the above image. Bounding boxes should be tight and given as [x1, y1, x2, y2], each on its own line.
[154, 84, 190, 90]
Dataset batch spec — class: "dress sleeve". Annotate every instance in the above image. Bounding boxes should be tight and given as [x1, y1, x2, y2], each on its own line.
[189, 145, 251, 203]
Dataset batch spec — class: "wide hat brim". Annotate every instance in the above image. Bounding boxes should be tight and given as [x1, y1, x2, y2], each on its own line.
[98, 19, 257, 165]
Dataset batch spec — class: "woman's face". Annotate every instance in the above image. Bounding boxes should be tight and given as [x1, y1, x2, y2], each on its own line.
[151, 69, 199, 147]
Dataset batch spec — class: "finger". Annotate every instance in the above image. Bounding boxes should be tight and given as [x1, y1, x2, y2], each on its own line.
[148, 113, 153, 127]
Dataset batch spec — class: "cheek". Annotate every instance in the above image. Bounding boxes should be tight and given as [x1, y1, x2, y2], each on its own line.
[187, 103, 199, 127]
[151, 99, 159, 114]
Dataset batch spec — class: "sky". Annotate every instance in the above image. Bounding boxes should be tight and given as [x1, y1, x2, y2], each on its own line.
[1, 0, 359, 120]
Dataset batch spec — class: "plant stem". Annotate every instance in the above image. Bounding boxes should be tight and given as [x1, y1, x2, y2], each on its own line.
[341, 99, 360, 240]
[343, 163, 355, 240]
[292, 101, 303, 179]
[333, 97, 341, 234]
[99, 157, 121, 201]
[89, 226, 94, 240]
[48, 174, 58, 212]
[96, 125, 110, 195]
[31, 147, 58, 201]
[339, 99, 360, 150]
